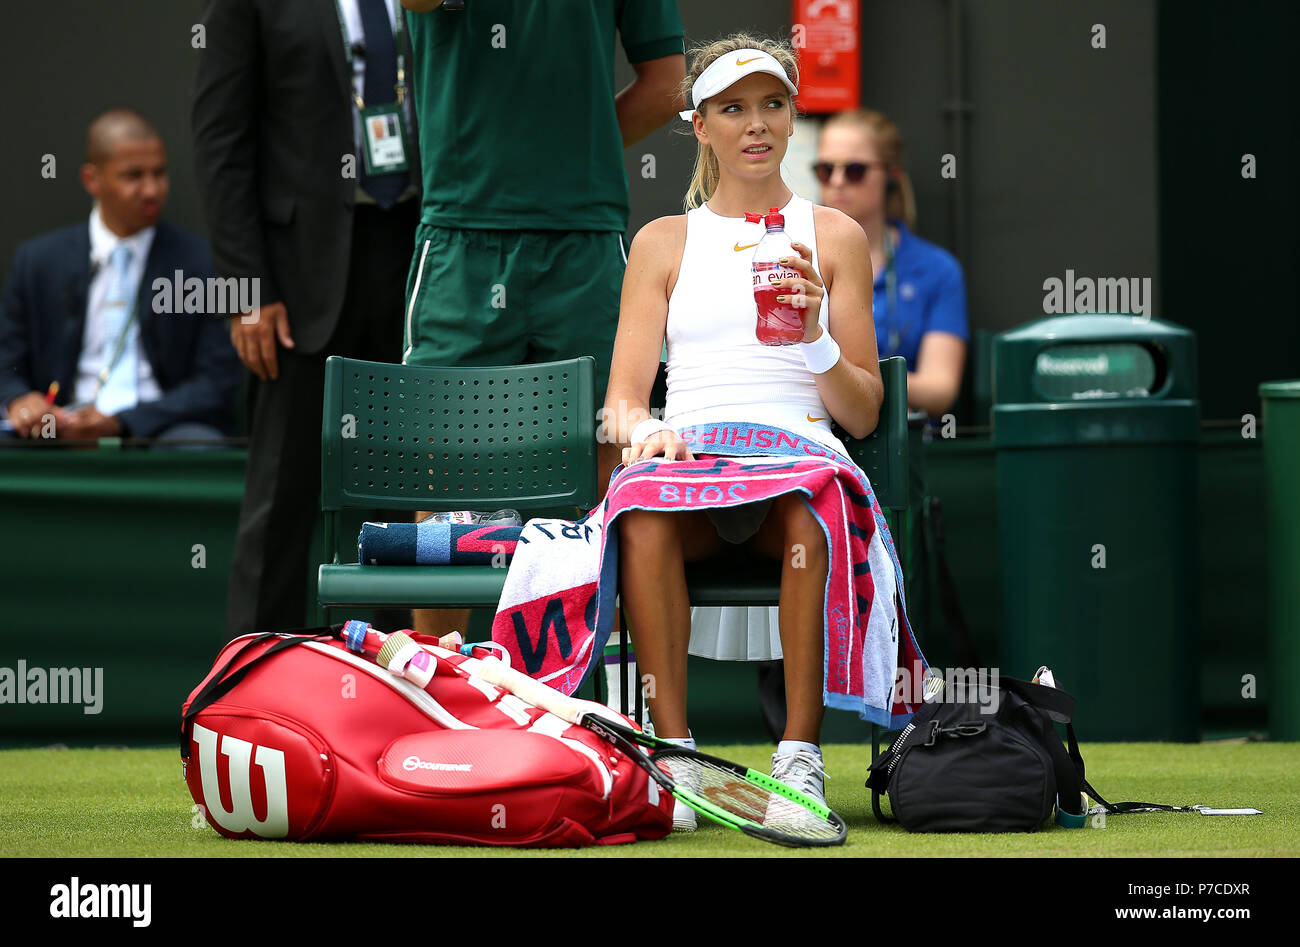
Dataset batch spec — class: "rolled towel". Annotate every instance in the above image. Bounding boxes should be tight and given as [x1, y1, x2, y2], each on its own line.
[357, 520, 523, 565]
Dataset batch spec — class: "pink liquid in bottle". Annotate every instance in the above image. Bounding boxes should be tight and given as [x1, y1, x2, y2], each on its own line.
[751, 207, 805, 346]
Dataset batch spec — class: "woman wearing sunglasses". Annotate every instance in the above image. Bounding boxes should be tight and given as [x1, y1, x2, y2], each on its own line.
[816, 110, 968, 417]
[602, 34, 888, 831]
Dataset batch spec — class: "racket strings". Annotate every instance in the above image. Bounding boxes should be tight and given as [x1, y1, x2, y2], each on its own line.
[662, 754, 843, 842]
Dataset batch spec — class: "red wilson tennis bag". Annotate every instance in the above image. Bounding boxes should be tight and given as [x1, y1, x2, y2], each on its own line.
[180, 622, 672, 847]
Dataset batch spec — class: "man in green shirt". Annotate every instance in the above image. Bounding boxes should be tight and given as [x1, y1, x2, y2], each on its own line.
[401, 0, 684, 636]
[401, 0, 682, 390]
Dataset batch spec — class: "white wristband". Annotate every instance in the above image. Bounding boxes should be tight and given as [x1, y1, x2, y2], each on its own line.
[800, 330, 841, 374]
[630, 417, 672, 444]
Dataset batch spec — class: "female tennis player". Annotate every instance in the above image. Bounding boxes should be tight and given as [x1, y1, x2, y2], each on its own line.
[602, 33, 884, 830]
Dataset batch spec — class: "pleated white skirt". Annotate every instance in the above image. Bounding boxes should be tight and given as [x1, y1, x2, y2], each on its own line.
[688, 605, 783, 661]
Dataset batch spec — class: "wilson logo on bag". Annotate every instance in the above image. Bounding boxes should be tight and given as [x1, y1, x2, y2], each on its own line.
[191, 723, 291, 837]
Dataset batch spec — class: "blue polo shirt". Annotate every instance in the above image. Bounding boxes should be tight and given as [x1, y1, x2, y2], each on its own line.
[872, 221, 968, 369]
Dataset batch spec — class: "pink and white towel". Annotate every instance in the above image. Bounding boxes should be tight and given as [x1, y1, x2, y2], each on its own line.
[490, 421, 929, 728]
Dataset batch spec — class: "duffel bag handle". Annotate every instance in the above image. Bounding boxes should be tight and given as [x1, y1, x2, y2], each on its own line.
[998, 676, 1076, 724]
[180, 624, 343, 758]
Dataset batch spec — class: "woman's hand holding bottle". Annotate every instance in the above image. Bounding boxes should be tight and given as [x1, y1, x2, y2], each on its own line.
[752, 207, 826, 345]
[775, 240, 826, 342]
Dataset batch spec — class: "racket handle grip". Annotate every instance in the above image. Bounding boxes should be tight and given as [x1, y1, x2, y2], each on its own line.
[472, 657, 615, 726]
[342, 620, 383, 655]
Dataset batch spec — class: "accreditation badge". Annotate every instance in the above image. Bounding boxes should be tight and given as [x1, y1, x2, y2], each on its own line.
[360, 103, 410, 175]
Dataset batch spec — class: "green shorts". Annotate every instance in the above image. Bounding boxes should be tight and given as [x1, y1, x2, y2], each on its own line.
[402, 225, 626, 404]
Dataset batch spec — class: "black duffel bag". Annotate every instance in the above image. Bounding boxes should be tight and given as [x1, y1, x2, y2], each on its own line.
[866, 674, 1094, 833]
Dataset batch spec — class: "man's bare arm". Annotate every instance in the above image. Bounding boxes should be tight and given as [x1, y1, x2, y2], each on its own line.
[616, 54, 686, 147]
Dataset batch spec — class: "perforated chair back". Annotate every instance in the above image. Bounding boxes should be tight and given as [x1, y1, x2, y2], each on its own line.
[839, 356, 909, 512]
[321, 356, 598, 515]
[647, 355, 909, 511]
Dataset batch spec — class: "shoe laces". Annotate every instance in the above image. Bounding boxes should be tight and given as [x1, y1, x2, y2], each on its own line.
[771, 749, 828, 786]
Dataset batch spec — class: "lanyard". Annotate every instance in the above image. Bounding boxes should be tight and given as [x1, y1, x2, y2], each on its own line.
[882, 225, 904, 355]
[92, 299, 138, 401]
[332, 0, 407, 109]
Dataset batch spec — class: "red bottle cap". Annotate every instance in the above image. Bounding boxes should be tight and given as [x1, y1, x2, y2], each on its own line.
[765, 207, 784, 228]
[744, 212, 763, 223]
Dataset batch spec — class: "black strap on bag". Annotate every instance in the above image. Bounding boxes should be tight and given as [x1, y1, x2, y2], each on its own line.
[1000, 677, 1197, 817]
[1062, 722, 1198, 814]
[998, 676, 1076, 721]
[1014, 698, 1087, 823]
[180, 624, 343, 758]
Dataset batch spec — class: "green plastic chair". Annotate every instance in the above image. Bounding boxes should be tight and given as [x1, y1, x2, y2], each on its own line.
[317, 355, 598, 611]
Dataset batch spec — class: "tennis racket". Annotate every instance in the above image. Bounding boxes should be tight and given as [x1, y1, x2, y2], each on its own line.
[471, 656, 847, 847]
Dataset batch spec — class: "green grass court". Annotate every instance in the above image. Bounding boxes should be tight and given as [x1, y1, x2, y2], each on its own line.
[4, 742, 1296, 857]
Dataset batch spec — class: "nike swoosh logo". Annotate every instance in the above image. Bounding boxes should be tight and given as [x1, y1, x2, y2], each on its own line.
[734, 242, 759, 252]
[807, 414, 826, 423]
[736, 57, 761, 66]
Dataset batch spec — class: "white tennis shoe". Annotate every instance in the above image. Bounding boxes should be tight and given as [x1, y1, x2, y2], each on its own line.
[664, 755, 700, 832]
[770, 747, 828, 808]
[658, 734, 700, 832]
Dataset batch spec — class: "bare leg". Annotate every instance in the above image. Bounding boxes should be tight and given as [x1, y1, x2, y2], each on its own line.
[412, 604, 472, 638]
[750, 493, 828, 745]
[618, 508, 723, 738]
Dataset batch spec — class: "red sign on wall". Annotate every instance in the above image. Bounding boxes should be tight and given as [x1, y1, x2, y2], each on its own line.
[792, 0, 861, 115]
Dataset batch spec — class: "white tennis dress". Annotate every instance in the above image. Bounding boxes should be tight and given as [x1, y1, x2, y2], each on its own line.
[663, 193, 845, 661]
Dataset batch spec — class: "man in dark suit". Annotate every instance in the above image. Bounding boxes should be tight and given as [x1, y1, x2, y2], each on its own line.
[193, 0, 420, 639]
[0, 109, 237, 442]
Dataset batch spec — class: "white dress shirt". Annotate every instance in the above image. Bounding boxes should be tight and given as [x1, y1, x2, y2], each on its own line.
[337, 0, 415, 203]
[75, 206, 162, 411]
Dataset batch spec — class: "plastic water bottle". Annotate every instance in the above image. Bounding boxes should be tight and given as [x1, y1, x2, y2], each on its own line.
[424, 509, 522, 526]
[751, 207, 805, 346]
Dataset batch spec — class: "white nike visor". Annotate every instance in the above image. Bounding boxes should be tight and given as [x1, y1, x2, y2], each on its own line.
[678, 49, 799, 121]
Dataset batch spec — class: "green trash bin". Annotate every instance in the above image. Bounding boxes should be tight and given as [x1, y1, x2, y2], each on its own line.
[1259, 381, 1300, 740]
[993, 315, 1199, 741]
